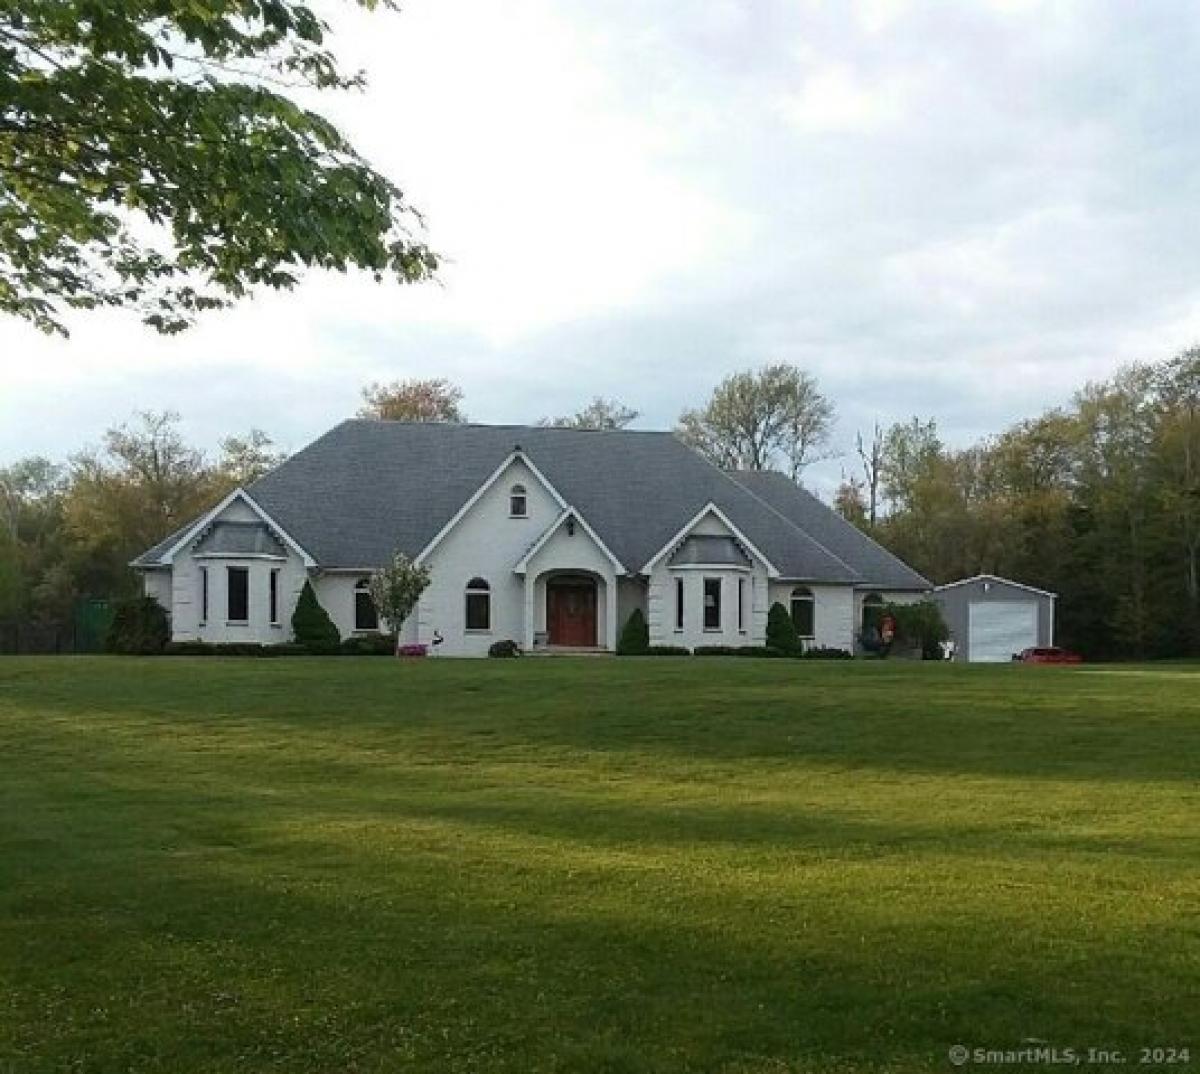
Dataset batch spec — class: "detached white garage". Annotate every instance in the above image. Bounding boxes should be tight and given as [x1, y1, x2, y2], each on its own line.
[934, 575, 1056, 663]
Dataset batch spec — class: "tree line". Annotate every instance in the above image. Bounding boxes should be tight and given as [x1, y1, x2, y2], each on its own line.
[5, 351, 1199, 659]
[835, 349, 1200, 660]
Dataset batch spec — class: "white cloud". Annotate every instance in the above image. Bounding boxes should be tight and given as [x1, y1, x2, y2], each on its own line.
[2, 0, 1200, 499]
[775, 61, 910, 134]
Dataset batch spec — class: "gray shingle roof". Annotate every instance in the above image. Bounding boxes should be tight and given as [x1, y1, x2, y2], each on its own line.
[669, 535, 751, 567]
[132, 421, 923, 586]
[728, 469, 931, 589]
[193, 521, 286, 558]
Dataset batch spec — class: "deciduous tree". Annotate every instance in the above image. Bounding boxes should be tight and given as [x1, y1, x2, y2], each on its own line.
[677, 364, 834, 479]
[368, 551, 430, 652]
[358, 378, 465, 422]
[1, 0, 437, 336]
[539, 397, 639, 430]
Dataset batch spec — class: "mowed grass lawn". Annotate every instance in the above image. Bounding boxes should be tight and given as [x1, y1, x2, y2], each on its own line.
[1, 658, 1198, 1073]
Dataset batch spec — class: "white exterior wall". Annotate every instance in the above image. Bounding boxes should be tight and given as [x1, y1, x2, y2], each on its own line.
[768, 582, 855, 651]
[143, 570, 172, 610]
[616, 577, 647, 637]
[313, 572, 418, 644]
[166, 498, 309, 644]
[414, 457, 561, 657]
[524, 520, 619, 649]
[645, 511, 770, 649]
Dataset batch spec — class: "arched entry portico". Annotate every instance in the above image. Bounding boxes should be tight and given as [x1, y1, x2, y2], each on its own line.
[528, 568, 612, 650]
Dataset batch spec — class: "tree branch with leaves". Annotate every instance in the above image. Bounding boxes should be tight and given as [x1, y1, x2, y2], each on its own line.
[0, 1, 437, 335]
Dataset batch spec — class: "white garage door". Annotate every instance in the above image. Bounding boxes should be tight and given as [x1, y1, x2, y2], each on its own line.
[968, 601, 1038, 663]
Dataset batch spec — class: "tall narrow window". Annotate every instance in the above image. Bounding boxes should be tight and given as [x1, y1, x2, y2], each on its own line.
[791, 586, 815, 639]
[199, 566, 208, 623]
[738, 577, 746, 632]
[227, 566, 249, 623]
[355, 578, 379, 631]
[703, 578, 721, 630]
[465, 577, 491, 631]
[675, 576, 685, 631]
[510, 484, 528, 518]
[269, 569, 280, 625]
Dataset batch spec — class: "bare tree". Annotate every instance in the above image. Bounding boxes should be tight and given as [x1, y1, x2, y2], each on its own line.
[856, 422, 885, 525]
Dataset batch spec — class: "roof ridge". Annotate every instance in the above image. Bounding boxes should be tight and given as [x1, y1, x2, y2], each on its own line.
[676, 444, 862, 581]
[724, 470, 863, 580]
[341, 418, 675, 437]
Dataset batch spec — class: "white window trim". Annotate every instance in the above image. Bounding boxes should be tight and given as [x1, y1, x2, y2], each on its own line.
[640, 502, 780, 577]
[416, 451, 568, 567]
[702, 576, 722, 632]
[226, 565, 250, 624]
[199, 565, 208, 626]
[513, 507, 626, 576]
[464, 580, 492, 633]
[790, 587, 816, 640]
[354, 578, 379, 633]
[509, 484, 528, 518]
[153, 488, 316, 568]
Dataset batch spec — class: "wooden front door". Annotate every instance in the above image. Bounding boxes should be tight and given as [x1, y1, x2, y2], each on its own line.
[547, 581, 597, 647]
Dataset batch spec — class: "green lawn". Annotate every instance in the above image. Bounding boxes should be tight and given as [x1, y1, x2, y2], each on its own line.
[1, 657, 1198, 1073]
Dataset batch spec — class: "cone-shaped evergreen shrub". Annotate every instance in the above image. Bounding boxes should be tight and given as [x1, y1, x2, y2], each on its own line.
[766, 601, 799, 654]
[291, 579, 340, 648]
[617, 608, 650, 654]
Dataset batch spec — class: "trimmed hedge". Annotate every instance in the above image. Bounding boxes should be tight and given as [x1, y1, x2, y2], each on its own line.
[642, 645, 691, 656]
[801, 645, 853, 660]
[488, 639, 522, 658]
[106, 597, 169, 654]
[164, 641, 309, 657]
[340, 634, 395, 656]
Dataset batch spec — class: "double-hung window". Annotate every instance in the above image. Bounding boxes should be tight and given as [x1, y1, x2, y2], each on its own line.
[227, 566, 249, 623]
[703, 578, 721, 631]
[465, 577, 491, 631]
[355, 578, 379, 631]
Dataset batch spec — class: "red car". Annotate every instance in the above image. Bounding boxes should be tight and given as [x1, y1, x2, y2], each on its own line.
[1015, 646, 1082, 664]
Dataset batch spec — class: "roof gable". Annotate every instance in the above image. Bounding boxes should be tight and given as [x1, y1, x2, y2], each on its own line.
[134, 422, 922, 587]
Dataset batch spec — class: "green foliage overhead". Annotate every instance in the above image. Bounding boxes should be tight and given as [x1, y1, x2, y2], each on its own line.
[765, 601, 799, 655]
[1, 1, 437, 335]
[105, 595, 168, 653]
[291, 579, 339, 648]
[616, 608, 649, 655]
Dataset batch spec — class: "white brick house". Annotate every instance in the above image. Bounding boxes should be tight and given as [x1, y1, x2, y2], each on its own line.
[133, 421, 929, 655]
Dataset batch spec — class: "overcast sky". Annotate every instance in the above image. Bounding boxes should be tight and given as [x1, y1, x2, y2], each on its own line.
[4, 0, 1200, 495]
